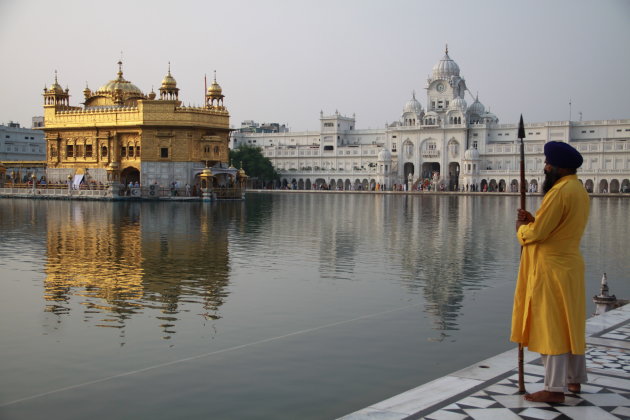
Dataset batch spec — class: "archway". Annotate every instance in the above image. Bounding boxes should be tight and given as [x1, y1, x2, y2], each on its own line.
[498, 179, 506, 192]
[403, 162, 415, 183]
[120, 166, 140, 186]
[448, 162, 460, 191]
[510, 179, 519, 193]
[480, 179, 488, 191]
[337, 179, 343, 190]
[298, 179, 305, 190]
[610, 179, 620, 193]
[421, 162, 440, 181]
[584, 179, 594, 193]
[354, 179, 362, 190]
[530, 179, 538, 193]
[345, 179, 351, 190]
[330, 179, 337, 190]
[599, 179, 609, 193]
[315, 178, 326, 189]
[362, 179, 369, 190]
[306, 179, 312, 190]
[489, 179, 498, 192]
[621, 179, 630, 193]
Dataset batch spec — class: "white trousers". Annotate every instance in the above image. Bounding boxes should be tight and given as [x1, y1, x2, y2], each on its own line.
[540, 353, 588, 392]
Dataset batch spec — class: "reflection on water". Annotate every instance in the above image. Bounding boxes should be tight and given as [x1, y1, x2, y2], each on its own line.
[2, 194, 628, 346]
[42, 201, 237, 340]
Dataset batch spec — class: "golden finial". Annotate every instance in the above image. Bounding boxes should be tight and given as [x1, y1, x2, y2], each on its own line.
[168, 61, 171, 76]
[213, 70, 217, 82]
[445, 43, 449, 55]
[117, 60, 123, 79]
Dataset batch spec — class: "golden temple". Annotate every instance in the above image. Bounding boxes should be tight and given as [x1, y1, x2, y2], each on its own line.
[42, 61, 242, 196]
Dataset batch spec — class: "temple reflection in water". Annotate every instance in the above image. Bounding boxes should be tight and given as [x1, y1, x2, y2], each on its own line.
[43, 201, 236, 339]
[33, 193, 526, 344]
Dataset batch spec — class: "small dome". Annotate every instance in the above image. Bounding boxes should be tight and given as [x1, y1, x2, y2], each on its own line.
[450, 97, 467, 112]
[468, 97, 485, 115]
[377, 148, 392, 161]
[432, 45, 460, 79]
[161, 73, 177, 89]
[97, 61, 144, 96]
[207, 80, 222, 95]
[464, 147, 480, 160]
[47, 71, 64, 94]
[403, 92, 423, 114]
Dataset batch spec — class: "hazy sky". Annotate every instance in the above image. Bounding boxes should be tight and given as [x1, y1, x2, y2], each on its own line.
[1, 0, 629, 130]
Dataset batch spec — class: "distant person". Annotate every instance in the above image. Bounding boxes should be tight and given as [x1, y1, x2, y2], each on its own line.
[511, 141, 590, 403]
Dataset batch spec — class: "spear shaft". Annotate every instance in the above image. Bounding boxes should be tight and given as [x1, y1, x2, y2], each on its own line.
[517, 114, 526, 393]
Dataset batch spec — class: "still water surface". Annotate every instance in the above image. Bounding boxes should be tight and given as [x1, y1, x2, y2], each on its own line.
[0, 194, 628, 419]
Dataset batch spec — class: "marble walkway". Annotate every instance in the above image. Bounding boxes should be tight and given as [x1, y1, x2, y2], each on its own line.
[339, 304, 630, 420]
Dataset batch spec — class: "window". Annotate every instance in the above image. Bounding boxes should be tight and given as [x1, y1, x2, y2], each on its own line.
[66, 145, 74, 157]
[121, 146, 126, 157]
[101, 146, 108, 157]
[392, 142, 397, 152]
[85, 145, 93, 157]
[76, 145, 83, 157]
[473, 141, 478, 149]
[128, 145, 134, 157]
[136, 146, 140, 157]
[50, 146, 57, 157]
[160, 147, 169, 158]
[214, 146, 220, 154]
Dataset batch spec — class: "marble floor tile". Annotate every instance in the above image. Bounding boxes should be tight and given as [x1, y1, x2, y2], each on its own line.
[579, 392, 630, 407]
[424, 409, 468, 420]
[517, 407, 562, 419]
[456, 396, 496, 408]
[463, 407, 522, 420]
[492, 394, 548, 409]
[555, 405, 621, 420]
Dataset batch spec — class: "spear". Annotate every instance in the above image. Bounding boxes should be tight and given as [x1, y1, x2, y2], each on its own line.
[517, 114, 526, 393]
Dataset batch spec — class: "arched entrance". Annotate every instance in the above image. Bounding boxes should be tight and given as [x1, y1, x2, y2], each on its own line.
[621, 179, 630, 193]
[489, 179, 498, 192]
[599, 179, 609, 193]
[404, 162, 415, 184]
[345, 179, 351, 190]
[510, 179, 519, 192]
[480, 179, 488, 192]
[498, 179, 506, 192]
[305, 179, 312, 190]
[610, 179, 620, 193]
[448, 162, 460, 191]
[529, 179, 538, 193]
[421, 162, 440, 181]
[584, 179, 594, 193]
[120, 166, 140, 186]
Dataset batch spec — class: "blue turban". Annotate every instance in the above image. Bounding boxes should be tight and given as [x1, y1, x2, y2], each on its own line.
[544, 141, 583, 169]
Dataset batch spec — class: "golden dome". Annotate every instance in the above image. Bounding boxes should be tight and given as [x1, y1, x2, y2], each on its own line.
[207, 71, 222, 95]
[207, 80, 222, 95]
[48, 71, 64, 94]
[96, 61, 144, 96]
[161, 63, 177, 88]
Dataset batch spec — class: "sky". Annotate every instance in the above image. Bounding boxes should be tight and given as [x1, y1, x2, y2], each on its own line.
[1, 0, 629, 131]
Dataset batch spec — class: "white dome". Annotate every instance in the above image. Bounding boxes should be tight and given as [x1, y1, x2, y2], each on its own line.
[403, 92, 423, 114]
[432, 46, 460, 79]
[449, 97, 467, 112]
[464, 147, 480, 160]
[377, 148, 392, 161]
[468, 97, 485, 115]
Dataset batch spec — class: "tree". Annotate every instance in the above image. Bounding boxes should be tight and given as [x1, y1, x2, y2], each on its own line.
[229, 144, 279, 188]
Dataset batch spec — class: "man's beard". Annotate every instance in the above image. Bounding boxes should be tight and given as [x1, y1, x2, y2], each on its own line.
[542, 166, 561, 194]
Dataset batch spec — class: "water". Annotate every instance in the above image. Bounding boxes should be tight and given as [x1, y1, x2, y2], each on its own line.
[0, 194, 628, 419]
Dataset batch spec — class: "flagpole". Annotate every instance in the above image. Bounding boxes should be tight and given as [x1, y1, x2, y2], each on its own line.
[517, 114, 526, 393]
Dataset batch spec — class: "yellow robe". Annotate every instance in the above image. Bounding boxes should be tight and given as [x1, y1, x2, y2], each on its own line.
[510, 174, 590, 355]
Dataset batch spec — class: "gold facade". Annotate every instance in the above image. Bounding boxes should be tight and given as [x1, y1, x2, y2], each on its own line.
[42, 63, 231, 185]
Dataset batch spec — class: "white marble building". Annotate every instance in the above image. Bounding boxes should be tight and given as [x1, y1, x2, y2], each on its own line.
[231, 47, 630, 194]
